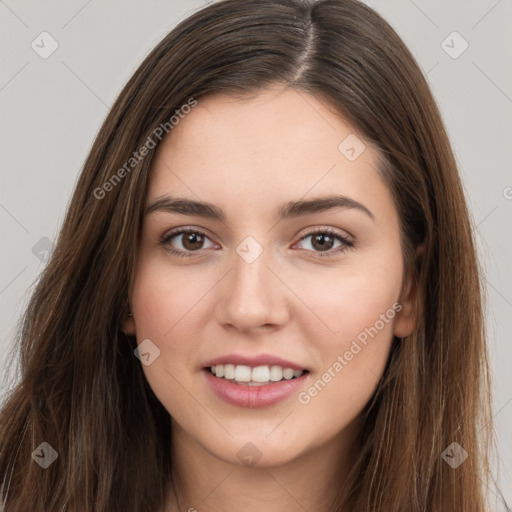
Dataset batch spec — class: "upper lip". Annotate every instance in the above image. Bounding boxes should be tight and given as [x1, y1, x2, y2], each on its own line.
[202, 353, 307, 371]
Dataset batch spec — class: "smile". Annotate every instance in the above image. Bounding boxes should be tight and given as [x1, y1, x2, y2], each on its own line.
[203, 366, 310, 408]
[208, 364, 306, 385]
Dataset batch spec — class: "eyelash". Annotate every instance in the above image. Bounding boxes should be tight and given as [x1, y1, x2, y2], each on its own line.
[159, 227, 354, 259]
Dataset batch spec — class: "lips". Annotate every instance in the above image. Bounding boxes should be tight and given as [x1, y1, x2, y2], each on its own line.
[202, 353, 309, 408]
[203, 369, 309, 408]
[201, 352, 310, 408]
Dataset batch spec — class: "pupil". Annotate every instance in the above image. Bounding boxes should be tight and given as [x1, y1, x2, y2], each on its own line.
[184, 233, 203, 250]
[313, 234, 333, 251]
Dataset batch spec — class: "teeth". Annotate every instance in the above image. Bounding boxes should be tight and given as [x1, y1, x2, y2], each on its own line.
[224, 364, 235, 379]
[282, 368, 294, 380]
[209, 364, 305, 384]
[269, 365, 283, 381]
[234, 365, 251, 382]
[252, 365, 270, 382]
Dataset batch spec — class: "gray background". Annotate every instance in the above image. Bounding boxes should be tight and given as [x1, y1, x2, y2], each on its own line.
[0, 0, 510, 505]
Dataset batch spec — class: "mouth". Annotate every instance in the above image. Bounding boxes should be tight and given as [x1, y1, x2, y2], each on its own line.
[202, 363, 310, 408]
[205, 364, 309, 386]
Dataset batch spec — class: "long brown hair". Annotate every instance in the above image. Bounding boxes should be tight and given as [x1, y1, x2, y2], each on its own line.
[0, 0, 496, 510]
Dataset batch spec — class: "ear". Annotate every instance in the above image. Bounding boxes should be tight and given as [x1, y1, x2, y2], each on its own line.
[393, 244, 424, 338]
[121, 310, 136, 336]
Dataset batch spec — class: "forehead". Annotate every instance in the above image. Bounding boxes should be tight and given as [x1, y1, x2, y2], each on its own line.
[147, 86, 393, 223]
[158, 86, 359, 166]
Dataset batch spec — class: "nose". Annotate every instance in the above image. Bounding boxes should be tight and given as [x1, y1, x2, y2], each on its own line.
[214, 250, 290, 334]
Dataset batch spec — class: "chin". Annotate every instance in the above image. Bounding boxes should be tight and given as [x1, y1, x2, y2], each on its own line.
[221, 431, 310, 466]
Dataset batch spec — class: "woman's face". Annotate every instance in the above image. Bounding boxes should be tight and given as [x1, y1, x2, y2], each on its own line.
[124, 86, 417, 467]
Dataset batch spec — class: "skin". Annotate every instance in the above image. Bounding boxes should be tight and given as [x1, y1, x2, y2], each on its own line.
[123, 85, 419, 512]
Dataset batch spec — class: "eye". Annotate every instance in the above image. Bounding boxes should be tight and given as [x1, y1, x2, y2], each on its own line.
[159, 226, 353, 259]
[294, 228, 353, 258]
[160, 228, 218, 257]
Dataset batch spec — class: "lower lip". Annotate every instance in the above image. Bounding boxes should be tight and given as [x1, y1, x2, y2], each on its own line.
[203, 369, 309, 408]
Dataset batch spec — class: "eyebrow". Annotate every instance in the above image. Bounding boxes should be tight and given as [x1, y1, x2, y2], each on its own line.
[146, 194, 374, 221]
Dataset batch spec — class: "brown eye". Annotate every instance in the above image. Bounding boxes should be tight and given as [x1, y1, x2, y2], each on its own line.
[295, 228, 353, 258]
[311, 233, 336, 251]
[181, 232, 205, 251]
[161, 228, 217, 257]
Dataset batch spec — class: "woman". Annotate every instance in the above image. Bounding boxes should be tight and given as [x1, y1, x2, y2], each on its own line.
[0, 0, 504, 510]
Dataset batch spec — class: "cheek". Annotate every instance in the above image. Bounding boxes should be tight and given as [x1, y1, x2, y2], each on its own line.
[129, 257, 211, 423]
[291, 250, 402, 424]
[292, 251, 403, 349]
[129, 256, 213, 394]
[130, 252, 215, 341]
